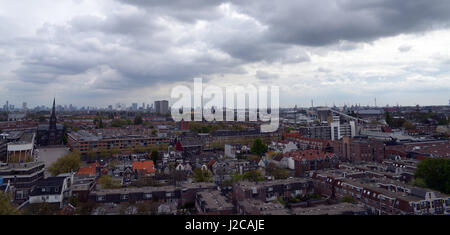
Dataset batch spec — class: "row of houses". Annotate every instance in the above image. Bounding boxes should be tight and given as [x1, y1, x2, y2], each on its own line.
[312, 170, 450, 215]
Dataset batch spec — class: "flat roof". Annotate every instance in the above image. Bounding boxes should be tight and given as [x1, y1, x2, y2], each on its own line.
[292, 203, 367, 215]
[197, 190, 233, 210]
[92, 182, 216, 195]
[236, 178, 312, 189]
[239, 199, 289, 215]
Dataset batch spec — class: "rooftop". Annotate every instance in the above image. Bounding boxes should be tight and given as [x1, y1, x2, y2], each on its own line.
[236, 178, 312, 189]
[285, 149, 335, 161]
[239, 199, 289, 215]
[132, 160, 155, 174]
[196, 190, 233, 211]
[92, 182, 216, 195]
[291, 203, 367, 215]
[3, 131, 35, 145]
[68, 128, 167, 141]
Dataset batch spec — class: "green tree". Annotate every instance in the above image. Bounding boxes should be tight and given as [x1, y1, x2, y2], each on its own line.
[107, 159, 120, 171]
[385, 111, 392, 125]
[150, 150, 159, 162]
[133, 146, 146, 153]
[111, 147, 121, 155]
[251, 138, 268, 156]
[410, 177, 427, 188]
[193, 168, 212, 182]
[243, 170, 264, 182]
[111, 119, 125, 127]
[75, 201, 97, 215]
[48, 151, 81, 176]
[226, 172, 244, 184]
[98, 175, 121, 189]
[402, 121, 416, 130]
[99, 150, 110, 159]
[134, 115, 143, 125]
[86, 150, 98, 162]
[414, 158, 450, 194]
[23, 202, 59, 215]
[0, 191, 19, 215]
[340, 196, 356, 204]
[95, 118, 104, 129]
[69, 196, 79, 207]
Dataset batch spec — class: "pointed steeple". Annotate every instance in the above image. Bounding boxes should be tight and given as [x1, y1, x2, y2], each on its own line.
[49, 97, 57, 130]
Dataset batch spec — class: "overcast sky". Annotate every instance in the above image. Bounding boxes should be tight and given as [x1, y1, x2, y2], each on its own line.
[1, 0, 450, 108]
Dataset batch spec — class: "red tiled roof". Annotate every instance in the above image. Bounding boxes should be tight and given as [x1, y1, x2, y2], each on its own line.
[132, 160, 156, 174]
[207, 159, 217, 167]
[90, 162, 100, 168]
[381, 126, 392, 133]
[76, 161, 103, 176]
[272, 154, 284, 161]
[76, 166, 96, 176]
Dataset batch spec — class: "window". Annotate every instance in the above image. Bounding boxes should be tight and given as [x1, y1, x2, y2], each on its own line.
[15, 191, 23, 200]
[97, 195, 105, 201]
[252, 187, 258, 194]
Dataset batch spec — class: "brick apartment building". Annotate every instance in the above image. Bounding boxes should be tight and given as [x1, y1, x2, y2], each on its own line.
[333, 136, 385, 162]
[283, 132, 334, 152]
[67, 129, 169, 154]
[283, 150, 338, 177]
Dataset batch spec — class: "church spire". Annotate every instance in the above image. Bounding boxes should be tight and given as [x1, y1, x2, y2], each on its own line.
[49, 97, 57, 130]
[52, 97, 56, 113]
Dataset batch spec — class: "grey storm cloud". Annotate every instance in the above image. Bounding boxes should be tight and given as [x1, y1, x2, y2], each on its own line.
[256, 70, 279, 80]
[2, 0, 450, 106]
[116, 0, 225, 22]
[232, 0, 450, 46]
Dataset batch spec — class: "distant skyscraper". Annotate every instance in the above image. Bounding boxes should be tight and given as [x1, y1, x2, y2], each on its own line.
[154, 100, 169, 115]
[132, 103, 138, 110]
[22, 102, 27, 110]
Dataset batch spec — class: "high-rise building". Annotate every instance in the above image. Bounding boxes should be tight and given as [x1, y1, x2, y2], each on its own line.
[132, 103, 138, 110]
[154, 100, 169, 115]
